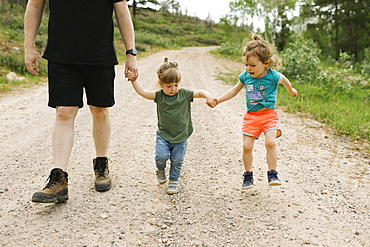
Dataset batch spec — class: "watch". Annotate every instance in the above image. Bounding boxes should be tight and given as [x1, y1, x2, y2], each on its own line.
[126, 49, 138, 56]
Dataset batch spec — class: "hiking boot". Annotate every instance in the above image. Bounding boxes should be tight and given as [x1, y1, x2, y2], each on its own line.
[166, 180, 179, 195]
[267, 170, 282, 186]
[93, 157, 112, 192]
[242, 171, 254, 189]
[156, 169, 167, 184]
[32, 168, 69, 203]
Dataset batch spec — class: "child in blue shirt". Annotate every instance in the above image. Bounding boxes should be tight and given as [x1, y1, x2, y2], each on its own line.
[214, 33, 298, 189]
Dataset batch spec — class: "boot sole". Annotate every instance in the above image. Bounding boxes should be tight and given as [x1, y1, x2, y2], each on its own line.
[32, 189, 69, 203]
[95, 181, 112, 192]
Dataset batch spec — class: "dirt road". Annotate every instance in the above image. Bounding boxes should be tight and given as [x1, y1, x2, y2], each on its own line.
[0, 47, 369, 246]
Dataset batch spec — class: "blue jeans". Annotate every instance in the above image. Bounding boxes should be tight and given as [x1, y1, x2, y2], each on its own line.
[155, 133, 188, 181]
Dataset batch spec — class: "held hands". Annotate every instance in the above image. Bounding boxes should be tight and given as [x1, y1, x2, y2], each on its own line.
[125, 56, 138, 82]
[206, 97, 219, 108]
[127, 70, 137, 82]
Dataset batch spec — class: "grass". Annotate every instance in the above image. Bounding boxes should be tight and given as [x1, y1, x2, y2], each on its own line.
[278, 82, 370, 140]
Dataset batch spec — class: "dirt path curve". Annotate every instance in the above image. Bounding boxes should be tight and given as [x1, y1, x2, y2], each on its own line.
[0, 47, 369, 247]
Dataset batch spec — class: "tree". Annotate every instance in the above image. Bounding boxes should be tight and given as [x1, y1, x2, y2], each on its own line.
[131, 0, 159, 16]
[228, 0, 297, 49]
[301, 0, 370, 61]
[159, 0, 181, 15]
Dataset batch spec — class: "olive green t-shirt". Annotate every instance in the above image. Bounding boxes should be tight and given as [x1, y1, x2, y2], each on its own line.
[154, 88, 194, 143]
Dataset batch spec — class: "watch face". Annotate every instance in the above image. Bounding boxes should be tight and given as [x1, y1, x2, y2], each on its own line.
[126, 49, 137, 56]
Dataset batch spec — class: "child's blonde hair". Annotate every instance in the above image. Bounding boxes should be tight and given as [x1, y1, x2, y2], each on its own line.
[156, 57, 181, 86]
[242, 33, 281, 68]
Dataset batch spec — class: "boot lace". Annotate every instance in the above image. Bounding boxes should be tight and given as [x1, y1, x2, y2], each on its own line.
[43, 169, 65, 189]
[94, 161, 107, 177]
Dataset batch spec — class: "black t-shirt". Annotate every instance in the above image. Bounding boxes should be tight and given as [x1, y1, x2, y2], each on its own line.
[43, 0, 124, 66]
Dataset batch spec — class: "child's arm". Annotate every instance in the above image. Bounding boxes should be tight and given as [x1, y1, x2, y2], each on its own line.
[128, 71, 156, 100]
[193, 89, 216, 108]
[279, 74, 298, 97]
[215, 81, 244, 105]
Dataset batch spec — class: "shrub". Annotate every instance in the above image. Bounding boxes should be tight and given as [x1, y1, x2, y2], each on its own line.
[135, 44, 147, 52]
[192, 35, 220, 46]
[135, 31, 172, 48]
[0, 53, 47, 76]
[316, 52, 366, 95]
[217, 41, 242, 59]
[360, 48, 370, 77]
[279, 35, 321, 82]
[0, 53, 28, 74]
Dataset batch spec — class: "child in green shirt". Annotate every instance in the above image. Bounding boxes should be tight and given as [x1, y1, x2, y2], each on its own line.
[128, 57, 215, 194]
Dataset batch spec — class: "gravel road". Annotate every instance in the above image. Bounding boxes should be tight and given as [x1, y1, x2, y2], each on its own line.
[0, 47, 369, 246]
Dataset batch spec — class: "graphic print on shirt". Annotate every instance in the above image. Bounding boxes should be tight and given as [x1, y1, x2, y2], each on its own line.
[246, 84, 265, 104]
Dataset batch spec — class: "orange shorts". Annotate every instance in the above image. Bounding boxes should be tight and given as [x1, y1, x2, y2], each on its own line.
[242, 109, 282, 139]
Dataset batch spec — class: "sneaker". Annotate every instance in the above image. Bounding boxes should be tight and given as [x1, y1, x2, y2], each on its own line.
[32, 168, 69, 203]
[156, 169, 167, 184]
[166, 180, 178, 195]
[267, 170, 282, 186]
[242, 171, 254, 189]
[93, 157, 112, 192]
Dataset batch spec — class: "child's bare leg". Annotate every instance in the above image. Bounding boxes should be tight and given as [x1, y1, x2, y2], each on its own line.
[265, 130, 277, 171]
[242, 135, 255, 171]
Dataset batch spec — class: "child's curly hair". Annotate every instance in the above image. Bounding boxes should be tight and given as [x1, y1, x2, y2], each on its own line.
[156, 57, 182, 86]
[242, 33, 281, 68]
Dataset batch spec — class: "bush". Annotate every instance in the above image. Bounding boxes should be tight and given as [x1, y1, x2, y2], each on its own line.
[0, 53, 28, 74]
[192, 35, 220, 46]
[279, 35, 321, 82]
[316, 51, 367, 95]
[135, 44, 147, 52]
[360, 47, 370, 77]
[135, 31, 172, 48]
[217, 41, 242, 59]
[0, 53, 47, 76]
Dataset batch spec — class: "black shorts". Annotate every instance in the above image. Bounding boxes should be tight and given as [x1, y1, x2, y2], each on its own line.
[47, 61, 115, 108]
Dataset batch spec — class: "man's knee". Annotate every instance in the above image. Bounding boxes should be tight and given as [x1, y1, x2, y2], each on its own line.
[56, 106, 78, 121]
[90, 106, 109, 119]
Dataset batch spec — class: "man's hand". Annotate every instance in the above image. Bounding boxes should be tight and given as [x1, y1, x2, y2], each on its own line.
[24, 48, 40, 76]
[125, 55, 138, 81]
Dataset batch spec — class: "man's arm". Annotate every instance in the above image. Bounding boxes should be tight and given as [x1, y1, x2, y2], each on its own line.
[114, 1, 138, 81]
[24, 0, 46, 76]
